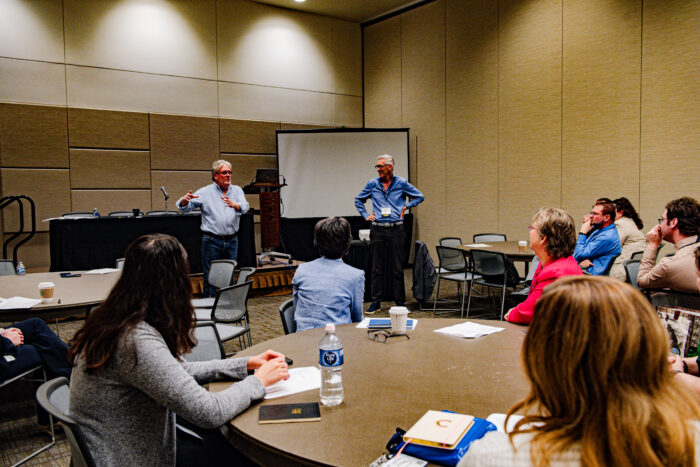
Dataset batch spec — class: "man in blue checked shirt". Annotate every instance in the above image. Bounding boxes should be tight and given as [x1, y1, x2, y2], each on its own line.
[355, 154, 424, 313]
[573, 201, 621, 275]
[177, 159, 249, 297]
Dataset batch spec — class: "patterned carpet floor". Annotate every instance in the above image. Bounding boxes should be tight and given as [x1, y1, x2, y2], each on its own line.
[0, 272, 507, 466]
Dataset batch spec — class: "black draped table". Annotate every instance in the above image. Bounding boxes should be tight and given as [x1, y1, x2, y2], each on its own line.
[49, 213, 256, 273]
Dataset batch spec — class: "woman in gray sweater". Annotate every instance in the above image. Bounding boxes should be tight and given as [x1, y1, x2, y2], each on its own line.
[68, 234, 289, 466]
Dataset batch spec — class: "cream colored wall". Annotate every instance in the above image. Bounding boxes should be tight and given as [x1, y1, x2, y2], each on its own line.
[364, 0, 700, 253]
[0, 0, 362, 126]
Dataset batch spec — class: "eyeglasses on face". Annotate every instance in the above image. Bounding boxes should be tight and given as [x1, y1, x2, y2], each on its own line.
[216, 170, 232, 175]
[658, 217, 668, 225]
[374, 164, 390, 169]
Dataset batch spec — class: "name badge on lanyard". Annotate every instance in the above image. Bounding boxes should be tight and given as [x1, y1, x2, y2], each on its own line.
[381, 207, 391, 217]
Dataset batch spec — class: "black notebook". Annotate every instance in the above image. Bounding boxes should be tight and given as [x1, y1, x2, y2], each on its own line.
[258, 402, 321, 424]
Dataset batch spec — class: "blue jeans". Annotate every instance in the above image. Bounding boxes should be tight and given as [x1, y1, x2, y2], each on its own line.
[201, 233, 238, 297]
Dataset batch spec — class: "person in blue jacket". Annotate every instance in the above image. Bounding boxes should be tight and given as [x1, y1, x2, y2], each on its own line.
[573, 201, 622, 275]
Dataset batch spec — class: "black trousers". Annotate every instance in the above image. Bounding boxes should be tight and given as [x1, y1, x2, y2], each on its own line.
[370, 224, 406, 303]
[176, 417, 256, 467]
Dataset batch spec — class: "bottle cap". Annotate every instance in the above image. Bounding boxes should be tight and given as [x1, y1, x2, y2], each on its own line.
[325, 323, 335, 333]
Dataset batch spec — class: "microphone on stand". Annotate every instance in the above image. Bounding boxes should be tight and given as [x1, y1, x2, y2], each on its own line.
[160, 186, 169, 200]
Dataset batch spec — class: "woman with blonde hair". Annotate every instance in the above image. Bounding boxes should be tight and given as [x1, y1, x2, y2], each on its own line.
[462, 276, 700, 466]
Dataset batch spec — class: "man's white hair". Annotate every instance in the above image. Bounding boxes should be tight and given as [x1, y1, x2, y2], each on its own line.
[376, 154, 394, 166]
[211, 159, 232, 173]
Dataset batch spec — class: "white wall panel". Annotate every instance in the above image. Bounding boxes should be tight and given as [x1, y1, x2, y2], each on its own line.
[64, 0, 217, 80]
[218, 82, 333, 124]
[332, 19, 362, 96]
[66, 66, 218, 116]
[0, 58, 66, 105]
[0, 0, 65, 61]
[217, 0, 334, 92]
[333, 95, 363, 128]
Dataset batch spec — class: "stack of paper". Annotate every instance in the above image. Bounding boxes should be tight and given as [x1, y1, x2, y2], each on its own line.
[264, 367, 320, 399]
[356, 317, 419, 329]
[84, 268, 120, 275]
[433, 321, 504, 338]
[0, 297, 42, 309]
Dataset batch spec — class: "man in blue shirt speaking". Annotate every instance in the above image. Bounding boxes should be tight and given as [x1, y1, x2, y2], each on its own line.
[573, 201, 621, 275]
[177, 159, 249, 297]
[355, 155, 424, 313]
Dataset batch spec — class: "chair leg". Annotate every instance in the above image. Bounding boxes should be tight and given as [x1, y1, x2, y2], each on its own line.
[432, 277, 442, 315]
[465, 282, 474, 319]
[499, 286, 507, 320]
[459, 280, 467, 318]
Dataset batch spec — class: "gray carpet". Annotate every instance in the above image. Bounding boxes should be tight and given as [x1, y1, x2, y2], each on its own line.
[0, 273, 504, 466]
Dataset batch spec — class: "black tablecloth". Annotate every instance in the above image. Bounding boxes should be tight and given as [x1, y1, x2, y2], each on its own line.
[49, 213, 256, 273]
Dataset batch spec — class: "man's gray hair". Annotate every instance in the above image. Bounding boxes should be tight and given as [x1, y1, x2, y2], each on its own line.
[211, 159, 232, 174]
[377, 154, 394, 166]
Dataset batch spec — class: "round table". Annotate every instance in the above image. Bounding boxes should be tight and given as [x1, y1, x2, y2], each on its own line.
[219, 318, 529, 466]
[0, 271, 120, 322]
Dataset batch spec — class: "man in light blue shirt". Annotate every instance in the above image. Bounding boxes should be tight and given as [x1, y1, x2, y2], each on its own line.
[177, 160, 249, 296]
[293, 217, 364, 331]
[574, 201, 622, 275]
[355, 154, 424, 313]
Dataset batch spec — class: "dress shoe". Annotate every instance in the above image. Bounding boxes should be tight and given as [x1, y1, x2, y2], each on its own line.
[366, 302, 381, 314]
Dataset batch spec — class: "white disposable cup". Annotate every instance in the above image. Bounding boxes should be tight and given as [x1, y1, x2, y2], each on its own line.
[38, 282, 55, 303]
[358, 229, 370, 242]
[389, 306, 409, 334]
[518, 240, 527, 253]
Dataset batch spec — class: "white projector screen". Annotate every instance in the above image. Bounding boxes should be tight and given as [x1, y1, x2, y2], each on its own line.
[277, 129, 410, 218]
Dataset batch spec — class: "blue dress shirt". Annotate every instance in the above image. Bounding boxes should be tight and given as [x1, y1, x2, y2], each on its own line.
[354, 175, 424, 223]
[573, 223, 622, 275]
[177, 183, 249, 236]
[293, 257, 365, 332]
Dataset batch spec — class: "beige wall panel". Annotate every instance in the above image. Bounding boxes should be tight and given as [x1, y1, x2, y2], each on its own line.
[0, 58, 66, 106]
[0, 0, 64, 62]
[280, 123, 333, 130]
[561, 0, 641, 225]
[401, 0, 446, 250]
[332, 19, 362, 96]
[218, 0, 333, 92]
[150, 114, 219, 170]
[218, 82, 333, 124]
[498, 0, 562, 239]
[64, 0, 217, 79]
[66, 66, 218, 117]
[363, 16, 402, 128]
[68, 108, 149, 149]
[225, 154, 278, 189]
[71, 189, 152, 215]
[333, 95, 363, 128]
[220, 120, 280, 154]
[640, 0, 700, 228]
[445, 0, 499, 241]
[150, 170, 212, 209]
[1, 169, 70, 232]
[8, 232, 51, 271]
[0, 104, 68, 168]
[70, 149, 150, 189]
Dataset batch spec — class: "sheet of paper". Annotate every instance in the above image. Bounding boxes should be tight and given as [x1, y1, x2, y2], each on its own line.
[463, 243, 491, 247]
[0, 296, 42, 309]
[356, 317, 419, 329]
[385, 453, 427, 466]
[433, 321, 505, 338]
[84, 268, 120, 275]
[264, 366, 321, 400]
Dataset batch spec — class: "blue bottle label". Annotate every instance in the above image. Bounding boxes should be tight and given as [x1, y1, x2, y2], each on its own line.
[319, 348, 343, 367]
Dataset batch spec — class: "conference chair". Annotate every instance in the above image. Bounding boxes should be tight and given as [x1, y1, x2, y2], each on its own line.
[198, 281, 253, 355]
[624, 259, 641, 289]
[115, 258, 125, 270]
[36, 377, 96, 467]
[473, 233, 507, 243]
[437, 237, 462, 274]
[466, 249, 525, 320]
[432, 246, 481, 317]
[236, 266, 257, 285]
[145, 210, 177, 216]
[2, 366, 55, 466]
[279, 299, 296, 334]
[107, 211, 133, 217]
[0, 259, 16, 276]
[62, 212, 94, 218]
[630, 250, 643, 261]
[183, 322, 225, 362]
[192, 259, 237, 311]
[509, 255, 540, 298]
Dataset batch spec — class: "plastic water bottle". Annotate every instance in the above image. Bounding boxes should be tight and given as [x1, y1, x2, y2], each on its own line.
[16, 261, 26, 276]
[92, 207, 99, 217]
[319, 323, 344, 406]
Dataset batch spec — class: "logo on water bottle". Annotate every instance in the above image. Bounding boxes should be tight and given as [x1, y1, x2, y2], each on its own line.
[319, 349, 343, 367]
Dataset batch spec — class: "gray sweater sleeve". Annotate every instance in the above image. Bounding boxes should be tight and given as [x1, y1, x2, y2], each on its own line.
[117, 323, 265, 428]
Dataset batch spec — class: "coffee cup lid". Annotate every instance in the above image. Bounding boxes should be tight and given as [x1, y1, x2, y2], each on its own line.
[389, 306, 409, 314]
[38, 282, 55, 288]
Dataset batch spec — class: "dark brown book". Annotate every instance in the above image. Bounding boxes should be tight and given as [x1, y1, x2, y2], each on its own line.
[258, 402, 321, 424]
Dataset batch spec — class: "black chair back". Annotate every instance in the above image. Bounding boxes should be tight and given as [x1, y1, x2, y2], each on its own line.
[279, 299, 295, 334]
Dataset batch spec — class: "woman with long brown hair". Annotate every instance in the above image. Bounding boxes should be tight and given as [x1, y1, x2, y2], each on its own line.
[462, 276, 700, 466]
[610, 197, 646, 281]
[68, 234, 288, 466]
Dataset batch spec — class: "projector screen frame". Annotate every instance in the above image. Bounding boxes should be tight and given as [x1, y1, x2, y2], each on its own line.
[275, 128, 411, 219]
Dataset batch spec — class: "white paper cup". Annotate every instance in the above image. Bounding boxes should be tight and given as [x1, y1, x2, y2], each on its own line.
[389, 306, 409, 334]
[358, 229, 370, 242]
[38, 282, 55, 303]
[518, 240, 528, 253]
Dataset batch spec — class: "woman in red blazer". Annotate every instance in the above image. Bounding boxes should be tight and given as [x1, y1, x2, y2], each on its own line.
[505, 208, 583, 324]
